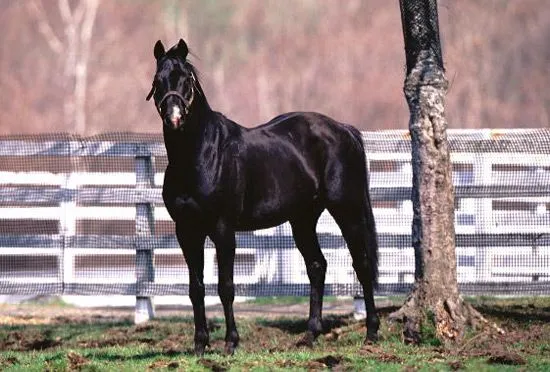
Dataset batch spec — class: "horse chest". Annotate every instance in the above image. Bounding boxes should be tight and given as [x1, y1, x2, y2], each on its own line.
[163, 175, 235, 224]
[162, 170, 206, 221]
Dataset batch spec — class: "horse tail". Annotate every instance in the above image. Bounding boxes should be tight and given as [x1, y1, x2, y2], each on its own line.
[349, 127, 379, 289]
[363, 172, 379, 289]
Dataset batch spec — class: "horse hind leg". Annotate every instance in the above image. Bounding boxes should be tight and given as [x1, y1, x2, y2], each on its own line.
[328, 203, 380, 343]
[290, 216, 326, 346]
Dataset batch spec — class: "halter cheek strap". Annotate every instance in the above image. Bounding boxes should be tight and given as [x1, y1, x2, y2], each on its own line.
[146, 82, 155, 101]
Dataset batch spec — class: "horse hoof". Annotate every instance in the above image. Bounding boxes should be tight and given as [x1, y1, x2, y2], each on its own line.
[194, 345, 205, 356]
[296, 331, 315, 348]
[224, 341, 237, 355]
[365, 332, 379, 344]
[194, 343, 208, 356]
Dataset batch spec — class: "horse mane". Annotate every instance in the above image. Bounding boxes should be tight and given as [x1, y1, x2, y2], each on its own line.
[185, 62, 204, 101]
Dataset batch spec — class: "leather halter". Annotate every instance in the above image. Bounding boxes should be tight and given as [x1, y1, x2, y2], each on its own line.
[158, 90, 192, 115]
[146, 75, 196, 117]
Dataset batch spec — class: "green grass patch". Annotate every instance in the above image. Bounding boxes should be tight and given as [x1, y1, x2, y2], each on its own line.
[245, 296, 338, 306]
[464, 295, 550, 308]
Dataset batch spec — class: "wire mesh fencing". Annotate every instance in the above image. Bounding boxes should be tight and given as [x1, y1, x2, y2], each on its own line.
[0, 129, 549, 303]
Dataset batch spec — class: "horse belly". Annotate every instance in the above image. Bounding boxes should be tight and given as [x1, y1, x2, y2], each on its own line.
[236, 178, 319, 231]
[232, 136, 322, 230]
[235, 209, 291, 231]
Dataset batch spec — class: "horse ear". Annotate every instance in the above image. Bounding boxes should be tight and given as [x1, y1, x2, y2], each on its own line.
[176, 39, 189, 59]
[154, 40, 165, 60]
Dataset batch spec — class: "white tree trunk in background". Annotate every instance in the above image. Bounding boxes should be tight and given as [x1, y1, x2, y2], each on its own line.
[27, 0, 99, 134]
[163, 0, 189, 43]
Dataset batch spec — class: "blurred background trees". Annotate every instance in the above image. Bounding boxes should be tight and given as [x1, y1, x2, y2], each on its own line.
[0, 0, 548, 135]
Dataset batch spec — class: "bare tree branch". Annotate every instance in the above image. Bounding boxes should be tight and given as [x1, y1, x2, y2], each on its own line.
[81, 0, 99, 45]
[26, 0, 63, 54]
[58, 0, 72, 24]
[73, 0, 87, 26]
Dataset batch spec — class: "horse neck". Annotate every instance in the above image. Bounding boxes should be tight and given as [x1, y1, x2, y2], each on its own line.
[163, 103, 220, 168]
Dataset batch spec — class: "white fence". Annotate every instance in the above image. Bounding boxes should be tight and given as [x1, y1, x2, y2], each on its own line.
[0, 130, 549, 309]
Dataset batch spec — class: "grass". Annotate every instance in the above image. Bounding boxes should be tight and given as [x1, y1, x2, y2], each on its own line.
[0, 296, 548, 371]
[244, 295, 311, 306]
[244, 295, 345, 306]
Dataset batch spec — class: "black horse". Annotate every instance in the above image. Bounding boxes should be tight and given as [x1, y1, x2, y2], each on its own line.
[147, 39, 379, 355]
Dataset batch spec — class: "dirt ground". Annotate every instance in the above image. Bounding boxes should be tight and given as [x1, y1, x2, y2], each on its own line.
[0, 298, 359, 325]
[0, 297, 548, 368]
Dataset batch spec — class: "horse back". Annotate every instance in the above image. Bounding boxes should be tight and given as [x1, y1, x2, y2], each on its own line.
[229, 112, 366, 229]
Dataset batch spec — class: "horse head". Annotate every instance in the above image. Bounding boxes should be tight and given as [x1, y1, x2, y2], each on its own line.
[147, 39, 197, 130]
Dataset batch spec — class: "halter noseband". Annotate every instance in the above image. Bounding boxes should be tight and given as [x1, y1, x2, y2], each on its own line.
[159, 90, 194, 115]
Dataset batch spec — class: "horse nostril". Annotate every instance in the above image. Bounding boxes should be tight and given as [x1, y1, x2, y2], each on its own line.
[170, 116, 180, 128]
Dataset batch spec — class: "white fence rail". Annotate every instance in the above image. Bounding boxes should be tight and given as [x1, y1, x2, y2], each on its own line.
[1, 130, 549, 310]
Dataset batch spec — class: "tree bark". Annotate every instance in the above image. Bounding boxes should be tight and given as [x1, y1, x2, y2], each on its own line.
[389, 0, 487, 345]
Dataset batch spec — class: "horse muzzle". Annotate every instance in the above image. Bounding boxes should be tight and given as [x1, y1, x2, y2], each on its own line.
[169, 105, 183, 129]
[154, 89, 195, 130]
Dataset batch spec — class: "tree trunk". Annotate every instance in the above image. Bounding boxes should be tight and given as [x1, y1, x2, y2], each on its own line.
[74, 0, 99, 134]
[389, 0, 486, 345]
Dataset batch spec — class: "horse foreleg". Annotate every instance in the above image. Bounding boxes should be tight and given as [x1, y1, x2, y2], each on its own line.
[177, 224, 209, 355]
[211, 221, 239, 355]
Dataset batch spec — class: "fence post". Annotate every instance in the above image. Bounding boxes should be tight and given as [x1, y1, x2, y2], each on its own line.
[60, 140, 81, 294]
[473, 153, 493, 281]
[60, 172, 77, 292]
[135, 145, 155, 324]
